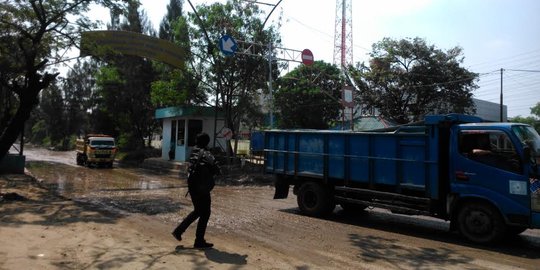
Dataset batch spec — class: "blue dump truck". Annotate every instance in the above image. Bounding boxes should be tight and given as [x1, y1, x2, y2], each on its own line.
[265, 114, 540, 244]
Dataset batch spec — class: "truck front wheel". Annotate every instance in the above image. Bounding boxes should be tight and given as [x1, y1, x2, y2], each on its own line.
[76, 153, 85, 166]
[297, 182, 335, 217]
[457, 202, 506, 244]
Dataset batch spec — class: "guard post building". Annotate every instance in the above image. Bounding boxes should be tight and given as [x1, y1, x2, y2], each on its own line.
[155, 106, 225, 162]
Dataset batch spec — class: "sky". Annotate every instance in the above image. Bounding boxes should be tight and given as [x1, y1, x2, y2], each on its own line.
[87, 0, 540, 118]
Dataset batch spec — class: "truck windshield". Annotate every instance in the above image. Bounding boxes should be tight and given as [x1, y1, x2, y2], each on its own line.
[90, 140, 115, 147]
[511, 125, 540, 156]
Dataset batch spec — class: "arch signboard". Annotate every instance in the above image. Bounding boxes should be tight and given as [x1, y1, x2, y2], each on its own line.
[80, 30, 186, 68]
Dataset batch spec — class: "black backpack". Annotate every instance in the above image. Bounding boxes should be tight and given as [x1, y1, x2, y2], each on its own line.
[187, 149, 218, 194]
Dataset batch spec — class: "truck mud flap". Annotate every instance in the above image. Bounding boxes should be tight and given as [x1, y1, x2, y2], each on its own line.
[273, 176, 289, 199]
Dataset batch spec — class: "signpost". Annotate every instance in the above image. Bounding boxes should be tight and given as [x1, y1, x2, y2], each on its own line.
[342, 85, 355, 130]
[216, 36, 316, 128]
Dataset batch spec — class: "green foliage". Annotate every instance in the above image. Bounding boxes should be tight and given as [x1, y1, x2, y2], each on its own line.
[0, 0, 124, 160]
[531, 102, 540, 118]
[40, 83, 66, 145]
[274, 61, 344, 129]
[42, 136, 52, 148]
[117, 132, 139, 150]
[118, 147, 161, 163]
[97, 66, 124, 84]
[62, 60, 99, 137]
[150, 78, 188, 106]
[159, 0, 184, 41]
[187, 0, 282, 135]
[351, 37, 478, 124]
[90, 2, 159, 151]
[152, 0, 197, 108]
[30, 120, 47, 145]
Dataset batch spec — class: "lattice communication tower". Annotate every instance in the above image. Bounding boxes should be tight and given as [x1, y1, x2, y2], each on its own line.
[333, 0, 353, 68]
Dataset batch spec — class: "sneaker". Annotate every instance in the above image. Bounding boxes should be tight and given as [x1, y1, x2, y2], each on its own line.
[194, 240, 213, 249]
[171, 232, 182, 241]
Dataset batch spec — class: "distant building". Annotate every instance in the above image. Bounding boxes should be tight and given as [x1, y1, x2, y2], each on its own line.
[337, 98, 507, 131]
[473, 98, 507, 122]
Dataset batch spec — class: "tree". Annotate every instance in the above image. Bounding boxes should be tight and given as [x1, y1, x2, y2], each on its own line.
[151, 0, 198, 108]
[274, 61, 344, 129]
[187, 0, 281, 142]
[93, 1, 158, 150]
[159, 0, 184, 41]
[0, 0, 123, 160]
[63, 60, 99, 139]
[350, 37, 478, 124]
[38, 82, 66, 147]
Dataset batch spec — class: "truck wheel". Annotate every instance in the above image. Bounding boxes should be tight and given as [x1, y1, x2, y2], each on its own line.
[457, 202, 506, 244]
[297, 182, 335, 217]
[76, 153, 82, 165]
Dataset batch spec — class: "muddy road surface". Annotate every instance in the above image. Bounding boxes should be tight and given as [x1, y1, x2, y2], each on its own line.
[21, 147, 540, 269]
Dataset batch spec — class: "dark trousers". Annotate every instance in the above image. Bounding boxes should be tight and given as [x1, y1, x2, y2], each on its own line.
[173, 192, 211, 242]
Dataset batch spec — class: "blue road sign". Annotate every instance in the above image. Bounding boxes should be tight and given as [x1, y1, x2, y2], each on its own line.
[219, 35, 237, 56]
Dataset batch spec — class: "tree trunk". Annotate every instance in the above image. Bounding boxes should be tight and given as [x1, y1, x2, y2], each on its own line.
[0, 99, 35, 161]
[0, 71, 56, 161]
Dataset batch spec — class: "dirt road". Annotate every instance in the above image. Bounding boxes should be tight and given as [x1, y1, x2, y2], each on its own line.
[1, 147, 539, 269]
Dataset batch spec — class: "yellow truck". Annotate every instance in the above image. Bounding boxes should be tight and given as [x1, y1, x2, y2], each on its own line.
[76, 134, 117, 168]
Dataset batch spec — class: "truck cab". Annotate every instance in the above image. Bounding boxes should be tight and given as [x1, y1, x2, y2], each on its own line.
[449, 122, 540, 242]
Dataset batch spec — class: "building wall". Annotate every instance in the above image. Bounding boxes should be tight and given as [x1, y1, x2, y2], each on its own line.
[473, 98, 507, 122]
[161, 119, 172, 160]
[160, 117, 226, 162]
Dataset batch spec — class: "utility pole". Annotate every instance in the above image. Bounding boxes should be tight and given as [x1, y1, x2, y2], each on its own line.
[500, 68, 504, 122]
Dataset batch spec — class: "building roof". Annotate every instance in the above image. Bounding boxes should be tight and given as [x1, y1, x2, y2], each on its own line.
[155, 106, 224, 119]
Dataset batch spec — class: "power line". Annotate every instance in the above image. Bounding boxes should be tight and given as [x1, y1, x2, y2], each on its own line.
[468, 48, 540, 70]
[506, 68, 540, 73]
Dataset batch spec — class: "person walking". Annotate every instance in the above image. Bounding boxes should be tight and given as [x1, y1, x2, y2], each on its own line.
[172, 132, 220, 249]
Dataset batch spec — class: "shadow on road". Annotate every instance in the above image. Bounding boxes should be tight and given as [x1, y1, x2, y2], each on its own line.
[204, 248, 248, 265]
[349, 234, 474, 269]
[279, 207, 540, 260]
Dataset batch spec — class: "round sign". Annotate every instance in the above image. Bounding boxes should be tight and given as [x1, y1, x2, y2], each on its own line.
[301, 49, 314, 65]
[221, 127, 233, 140]
[219, 35, 237, 57]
